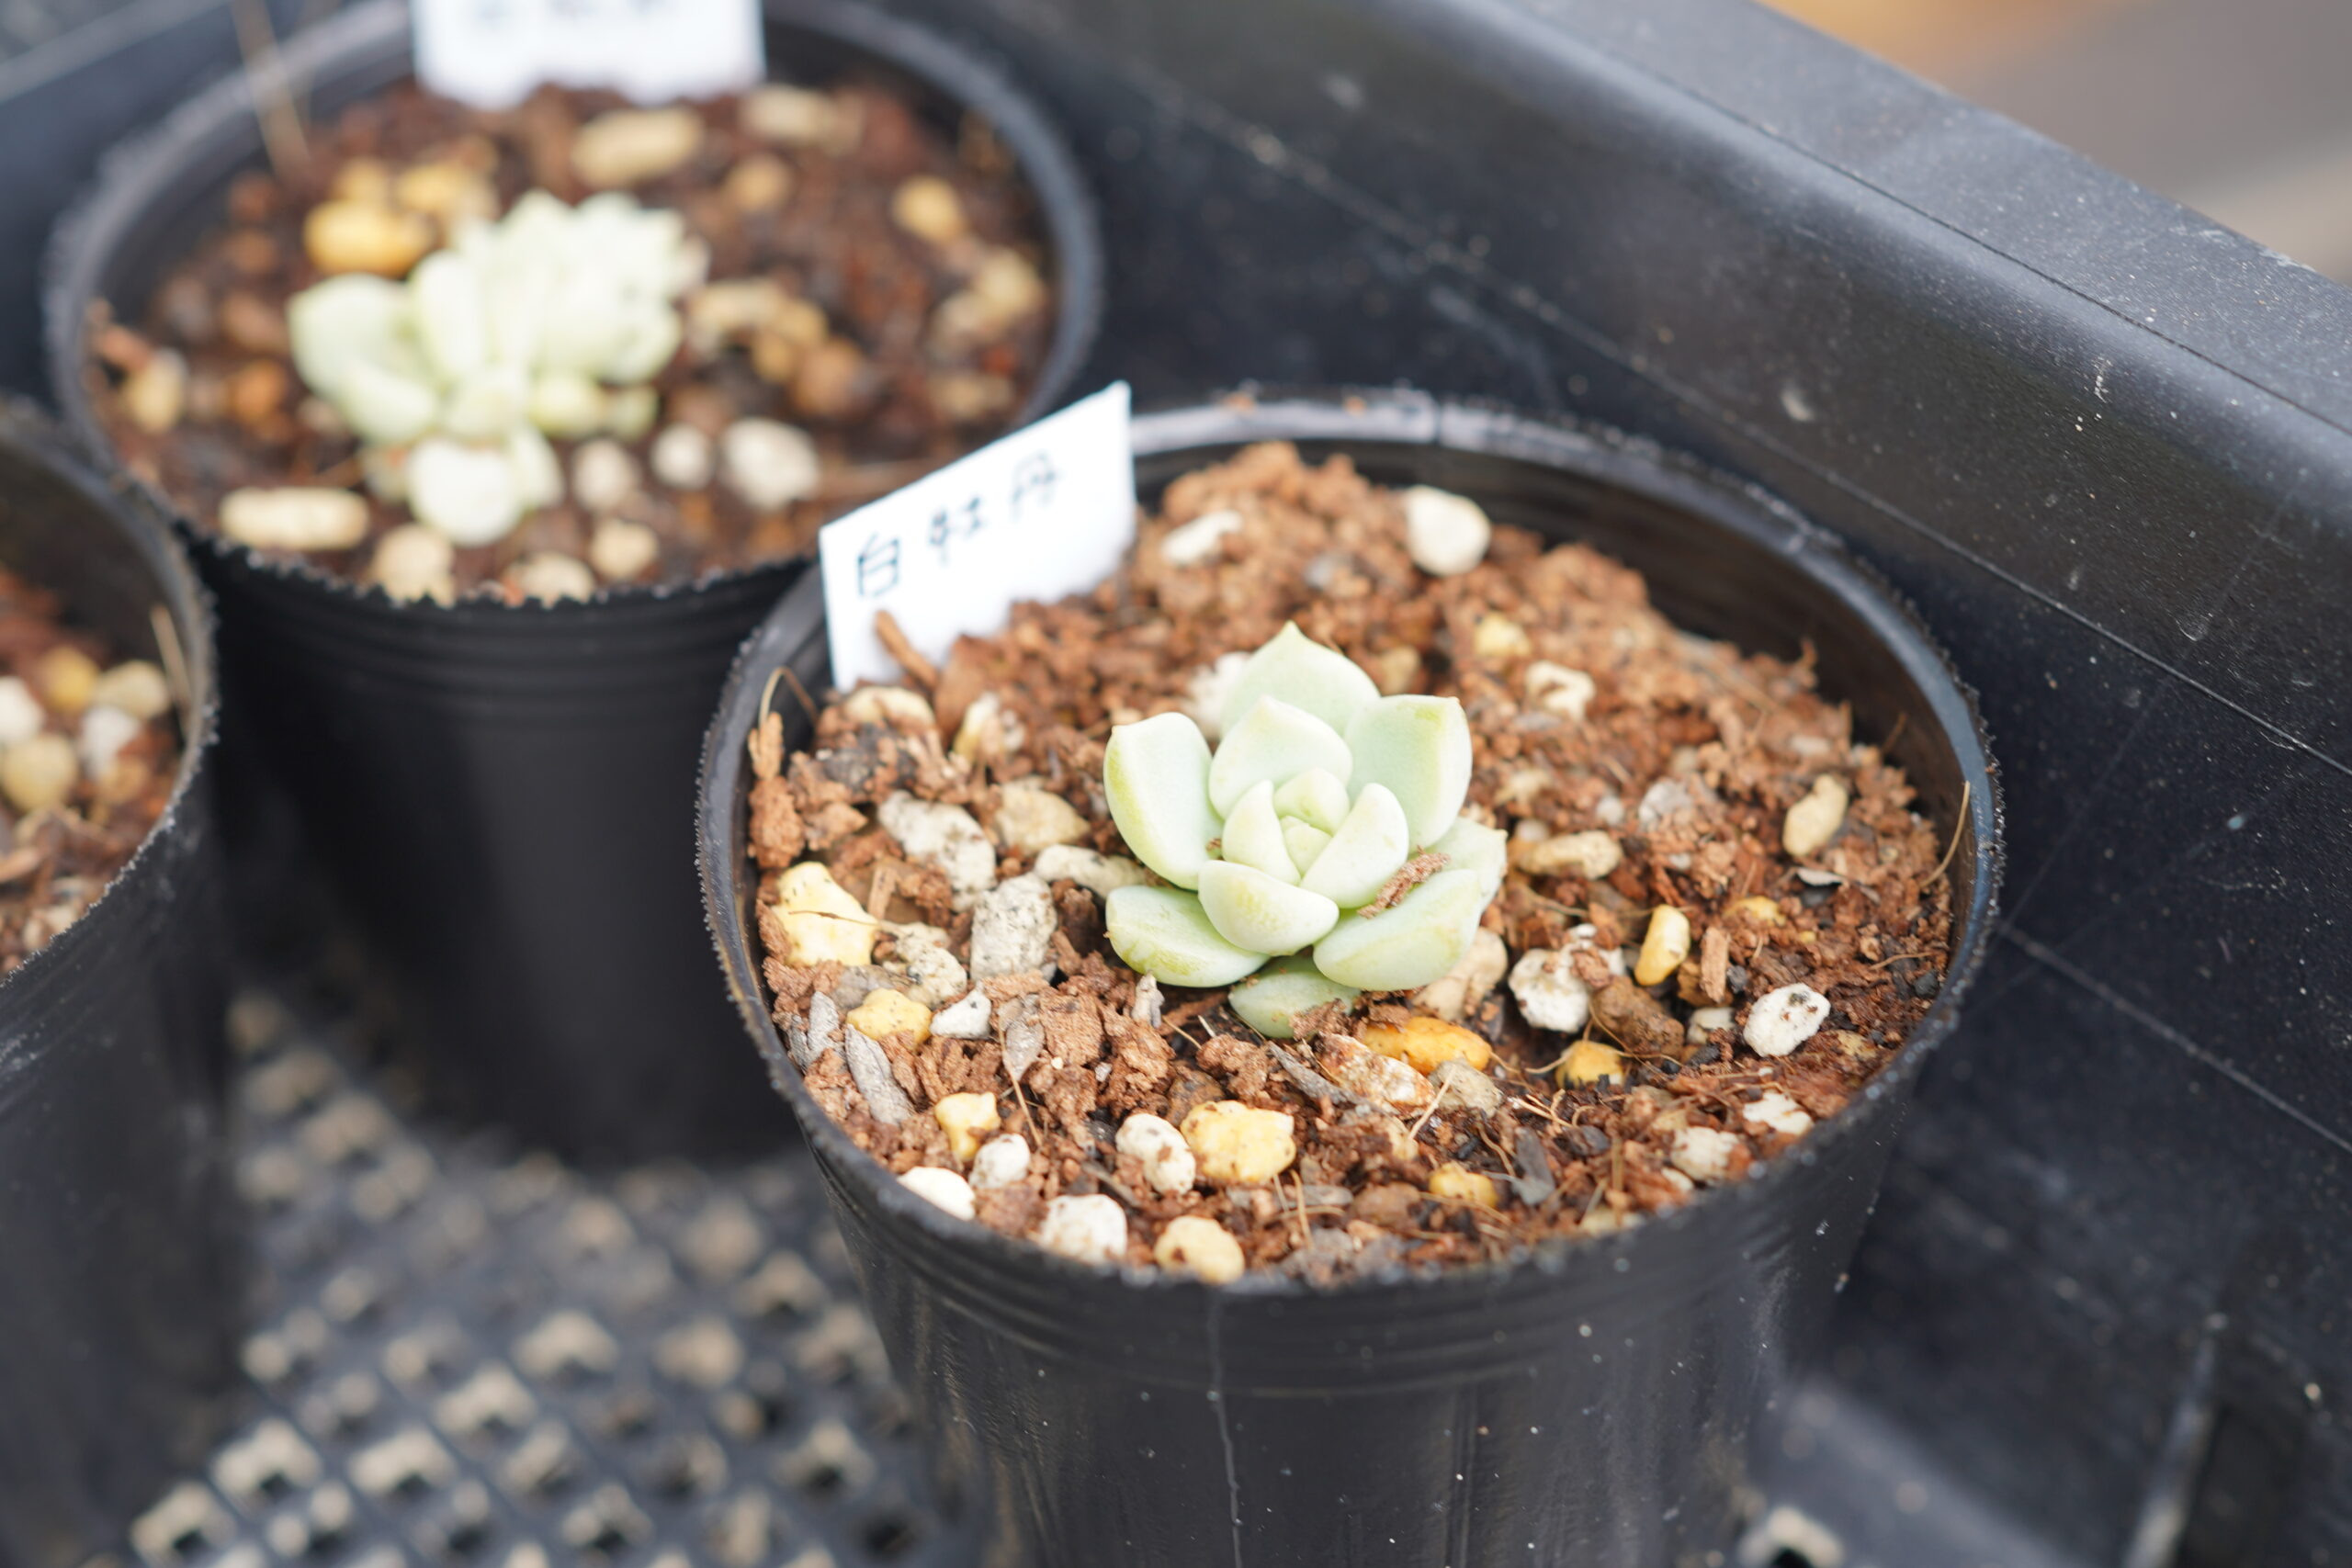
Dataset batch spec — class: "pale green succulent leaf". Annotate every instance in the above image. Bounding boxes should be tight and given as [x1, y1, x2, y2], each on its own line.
[1217, 622, 1380, 737]
[1344, 694, 1474, 846]
[338, 358, 441, 446]
[1312, 867, 1487, 990]
[1280, 819, 1332, 876]
[1272, 767, 1350, 833]
[1207, 697, 1351, 817]
[1197, 863, 1340, 955]
[1105, 886, 1267, 988]
[1228, 955, 1361, 1040]
[288, 275, 413, 399]
[410, 250, 489, 384]
[1218, 780, 1296, 884]
[1105, 712, 1220, 890]
[1298, 782, 1411, 908]
[1428, 817, 1509, 901]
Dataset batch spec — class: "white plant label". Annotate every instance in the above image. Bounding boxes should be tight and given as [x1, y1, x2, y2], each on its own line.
[820, 382, 1136, 691]
[413, 0, 764, 109]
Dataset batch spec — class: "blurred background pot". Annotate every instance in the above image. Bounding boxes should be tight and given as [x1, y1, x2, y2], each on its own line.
[45, 0, 1102, 1162]
[0, 400, 235, 1568]
[701, 391, 2003, 1566]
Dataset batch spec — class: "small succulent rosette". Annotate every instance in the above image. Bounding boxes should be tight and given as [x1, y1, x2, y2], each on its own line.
[1103, 622, 1506, 1037]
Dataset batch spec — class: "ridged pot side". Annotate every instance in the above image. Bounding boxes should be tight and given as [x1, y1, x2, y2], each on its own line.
[0, 403, 235, 1568]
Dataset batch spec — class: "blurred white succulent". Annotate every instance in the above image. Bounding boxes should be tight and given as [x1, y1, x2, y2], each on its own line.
[288, 191, 704, 546]
[1103, 624, 1505, 1035]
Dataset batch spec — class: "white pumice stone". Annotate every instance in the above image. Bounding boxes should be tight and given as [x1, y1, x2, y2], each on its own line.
[1782, 775, 1850, 860]
[650, 423, 715, 490]
[1745, 984, 1831, 1058]
[0, 678, 45, 746]
[408, 440, 525, 546]
[220, 487, 371, 551]
[1508, 948, 1595, 1033]
[76, 704, 142, 779]
[510, 551, 597, 603]
[877, 792, 997, 906]
[1129, 975, 1163, 1027]
[1524, 661, 1597, 722]
[371, 524, 458, 604]
[928, 989, 992, 1039]
[991, 783, 1091, 852]
[1670, 1126, 1744, 1185]
[1520, 829, 1622, 880]
[967, 873, 1057, 979]
[571, 439, 639, 513]
[899, 1166, 975, 1221]
[1429, 1058, 1503, 1118]
[1686, 1005, 1735, 1044]
[969, 1134, 1031, 1191]
[886, 924, 967, 1008]
[1401, 484, 1492, 576]
[1743, 1089, 1815, 1138]
[90, 662, 172, 720]
[1413, 928, 1509, 1022]
[1158, 507, 1243, 567]
[721, 418, 821, 510]
[1182, 651, 1250, 742]
[1637, 777, 1700, 829]
[1031, 844, 1149, 897]
[1035, 1194, 1128, 1267]
[587, 517, 662, 582]
[1115, 1113, 1198, 1194]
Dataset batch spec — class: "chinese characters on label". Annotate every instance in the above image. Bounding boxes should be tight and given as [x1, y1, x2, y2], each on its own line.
[820, 384, 1135, 689]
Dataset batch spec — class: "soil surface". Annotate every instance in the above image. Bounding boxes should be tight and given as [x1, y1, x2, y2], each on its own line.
[750, 442, 1957, 1281]
[84, 79, 1057, 599]
[0, 569, 180, 973]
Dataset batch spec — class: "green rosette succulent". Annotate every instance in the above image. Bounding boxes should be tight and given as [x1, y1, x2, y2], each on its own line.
[1102, 624, 1506, 1036]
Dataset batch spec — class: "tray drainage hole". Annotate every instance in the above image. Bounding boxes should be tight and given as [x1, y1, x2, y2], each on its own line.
[860, 1508, 925, 1560]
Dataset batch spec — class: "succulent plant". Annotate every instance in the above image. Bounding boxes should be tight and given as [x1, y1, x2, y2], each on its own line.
[288, 190, 704, 547]
[1102, 624, 1505, 1035]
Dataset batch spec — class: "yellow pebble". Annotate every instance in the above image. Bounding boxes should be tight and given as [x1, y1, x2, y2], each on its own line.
[1154, 1215, 1246, 1285]
[303, 199, 434, 276]
[1727, 895, 1785, 926]
[0, 734, 78, 813]
[1428, 1162, 1499, 1210]
[90, 660, 172, 720]
[329, 158, 392, 206]
[844, 987, 932, 1046]
[933, 1091, 1000, 1164]
[393, 162, 498, 226]
[572, 107, 704, 187]
[890, 175, 967, 244]
[1782, 774, 1850, 859]
[1634, 905, 1692, 987]
[1362, 1015, 1491, 1075]
[36, 647, 100, 717]
[1558, 1039, 1625, 1088]
[771, 861, 878, 965]
[1471, 612, 1532, 660]
[120, 350, 187, 434]
[1180, 1101, 1297, 1186]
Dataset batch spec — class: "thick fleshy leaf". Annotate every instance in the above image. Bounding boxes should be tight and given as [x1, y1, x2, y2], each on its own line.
[410, 250, 489, 384]
[288, 275, 414, 400]
[1272, 767, 1350, 832]
[1217, 622, 1379, 737]
[1299, 783, 1410, 908]
[1345, 695, 1473, 846]
[1281, 819, 1332, 875]
[1105, 886, 1267, 988]
[1429, 817, 1509, 900]
[1313, 868, 1487, 990]
[1218, 780, 1296, 883]
[1208, 698, 1351, 816]
[338, 358, 440, 446]
[1104, 713, 1220, 890]
[1197, 863, 1340, 955]
[1228, 955, 1361, 1040]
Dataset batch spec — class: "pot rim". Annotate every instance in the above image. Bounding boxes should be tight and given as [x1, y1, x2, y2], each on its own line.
[0, 396, 220, 999]
[41, 0, 1104, 621]
[698, 387, 2006, 1304]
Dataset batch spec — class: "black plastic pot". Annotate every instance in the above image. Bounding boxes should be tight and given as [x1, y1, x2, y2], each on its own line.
[701, 391, 2003, 1566]
[45, 0, 1102, 1162]
[0, 402, 235, 1568]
